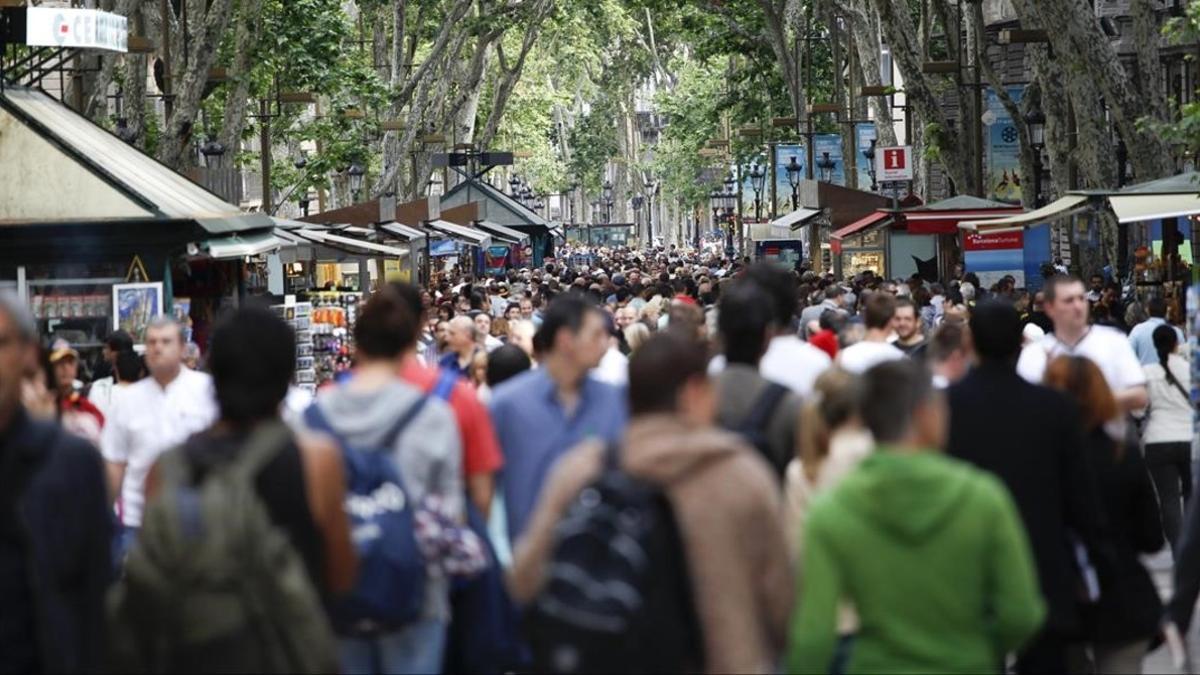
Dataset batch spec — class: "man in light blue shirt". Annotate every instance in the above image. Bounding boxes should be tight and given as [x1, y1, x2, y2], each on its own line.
[1129, 297, 1185, 365]
[490, 294, 628, 541]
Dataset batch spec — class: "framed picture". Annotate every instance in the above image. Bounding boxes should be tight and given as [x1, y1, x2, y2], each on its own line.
[112, 282, 164, 346]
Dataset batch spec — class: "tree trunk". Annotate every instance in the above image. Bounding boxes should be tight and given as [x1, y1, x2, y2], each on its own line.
[845, 0, 898, 147]
[218, 0, 263, 152]
[1131, 0, 1169, 127]
[157, 0, 237, 169]
[477, 0, 553, 148]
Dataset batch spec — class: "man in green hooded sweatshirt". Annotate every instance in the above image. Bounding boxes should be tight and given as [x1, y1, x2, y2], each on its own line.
[787, 359, 1045, 674]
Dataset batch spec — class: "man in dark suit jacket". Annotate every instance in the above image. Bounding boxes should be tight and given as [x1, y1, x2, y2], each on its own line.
[946, 301, 1109, 674]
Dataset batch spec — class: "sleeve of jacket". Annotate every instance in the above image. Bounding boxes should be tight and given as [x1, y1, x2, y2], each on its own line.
[1056, 401, 1113, 565]
[750, 467, 794, 654]
[786, 504, 841, 675]
[1123, 443, 1165, 554]
[984, 475, 1046, 653]
[1169, 460, 1200, 630]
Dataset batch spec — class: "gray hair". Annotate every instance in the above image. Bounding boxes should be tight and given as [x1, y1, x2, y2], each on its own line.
[0, 291, 37, 342]
[146, 315, 186, 343]
[449, 315, 477, 340]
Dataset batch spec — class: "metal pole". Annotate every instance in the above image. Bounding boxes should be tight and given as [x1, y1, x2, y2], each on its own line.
[160, 0, 172, 120]
[260, 98, 271, 212]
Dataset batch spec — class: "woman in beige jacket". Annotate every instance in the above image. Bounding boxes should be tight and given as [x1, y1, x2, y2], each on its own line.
[509, 333, 794, 674]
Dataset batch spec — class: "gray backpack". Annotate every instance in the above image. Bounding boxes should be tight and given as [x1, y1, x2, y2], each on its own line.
[107, 421, 336, 674]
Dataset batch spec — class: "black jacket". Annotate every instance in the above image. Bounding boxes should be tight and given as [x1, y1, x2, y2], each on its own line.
[1169, 461, 1200, 631]
[1081, 428, 1163, 644]
[947, 363, 1109, 637]
[0, 409, 112, 673]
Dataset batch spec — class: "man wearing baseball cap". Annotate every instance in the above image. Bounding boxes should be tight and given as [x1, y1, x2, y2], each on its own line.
[49, 339, 105, 446]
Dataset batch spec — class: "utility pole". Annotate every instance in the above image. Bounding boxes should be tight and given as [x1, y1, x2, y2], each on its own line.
[260, 98, 271, 211]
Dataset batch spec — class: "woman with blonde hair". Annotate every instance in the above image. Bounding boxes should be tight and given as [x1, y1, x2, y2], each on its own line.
[624, 322, 651, 355]
[783, 368, 872, 559]
[1043, 356, 1163, 674]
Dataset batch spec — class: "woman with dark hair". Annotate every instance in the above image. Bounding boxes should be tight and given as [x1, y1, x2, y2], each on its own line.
[1044, 356, 1163, 674]
[1142, 324, 1194, 556]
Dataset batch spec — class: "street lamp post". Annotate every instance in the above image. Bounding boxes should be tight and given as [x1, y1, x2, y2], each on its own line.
[709, 188, 723, 254]
[347, 163, 365, 201]
[200, 137, 226, 169]
[816, 151, 836, 183]
[631, 195, 644, 246]
[1025, 107, 1046, 208]
[643, 176, 657, 246]
[785, 155, 803, 210]
[862, 139, 879, 192]
[749, 163, 766, 222]
[509, 175, 521, 196]
[602, 180, 614, 224]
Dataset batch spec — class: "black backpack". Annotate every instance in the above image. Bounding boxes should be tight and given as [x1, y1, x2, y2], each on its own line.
[723, 381, 791, 475]
[524, 443, 704, 674]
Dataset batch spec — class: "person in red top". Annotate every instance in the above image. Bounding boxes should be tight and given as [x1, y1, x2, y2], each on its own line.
[49, 340, 105, 446]
[391, 283, 504, 517]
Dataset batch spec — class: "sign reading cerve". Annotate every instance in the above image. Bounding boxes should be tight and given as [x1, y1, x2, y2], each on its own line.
[876, 145, 914, 182]
[26, 8, 128, 53]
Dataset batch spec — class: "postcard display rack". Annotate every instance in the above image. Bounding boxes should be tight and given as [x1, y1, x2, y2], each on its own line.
[273, 301, 318, 394]
[310, 291, 362, 384]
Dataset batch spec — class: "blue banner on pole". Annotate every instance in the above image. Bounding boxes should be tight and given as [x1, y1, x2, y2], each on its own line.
[854, 123, 877, 192]
[984, 86, 1026, 205]
[774, 144, 806, 214]
[813, 134, 845, 186]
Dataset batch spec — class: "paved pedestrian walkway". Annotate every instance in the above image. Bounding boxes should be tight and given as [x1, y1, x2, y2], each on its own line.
[1146, 550, 1195, 674]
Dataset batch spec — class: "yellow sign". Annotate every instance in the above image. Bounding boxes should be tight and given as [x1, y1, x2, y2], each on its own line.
[383, 259, 409, 283]
[124, 255, 149, 283]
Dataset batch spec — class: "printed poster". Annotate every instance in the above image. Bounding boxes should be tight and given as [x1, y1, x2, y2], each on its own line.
[773, 143, 806, 216]
[813, 133, 846, 187]
[963, 230, 1025, 288]
[854, 123, 878, 192]
[984, 85, 1026, 205]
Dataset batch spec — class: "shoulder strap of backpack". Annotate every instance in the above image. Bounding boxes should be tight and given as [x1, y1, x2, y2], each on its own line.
[232, 420, 295, 483]
[431, 369, 458, 402]
[379, 395, 432, 447]
[739, 382, 790, 436]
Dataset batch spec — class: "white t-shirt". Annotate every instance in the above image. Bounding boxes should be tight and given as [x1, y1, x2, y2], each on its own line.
[101, 368, 218, 527]
[837, 340, 905, 375]
[1016, 326, 1147, 395]
[758, 335, 833, 398]
[1143, 355, 1194, 445]
[592, 346, 629, 387]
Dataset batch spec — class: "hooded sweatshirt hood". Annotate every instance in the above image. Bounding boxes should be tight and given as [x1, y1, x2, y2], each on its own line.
[621, 415, 745, 484]
[835, 449, 975, 543]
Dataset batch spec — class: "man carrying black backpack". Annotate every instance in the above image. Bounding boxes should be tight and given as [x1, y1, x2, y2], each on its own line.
[713, 281, 802, 480]
[511, 332, 793, 674]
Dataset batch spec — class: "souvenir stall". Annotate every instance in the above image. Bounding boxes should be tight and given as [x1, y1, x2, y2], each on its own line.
[0, 85, 279, 360]
[474, 219, 530, 274]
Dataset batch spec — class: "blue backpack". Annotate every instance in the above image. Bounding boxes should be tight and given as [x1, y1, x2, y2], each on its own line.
[304, 397, 430, 635]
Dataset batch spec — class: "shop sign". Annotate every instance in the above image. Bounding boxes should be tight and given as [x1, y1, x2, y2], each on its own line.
[876, 146, 913, 182]
[26, 8, 129, 53]
[963, 229, 1024, 287]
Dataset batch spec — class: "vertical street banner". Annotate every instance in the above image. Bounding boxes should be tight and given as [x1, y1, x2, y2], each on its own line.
[854, 123, 878, 192]
[963, 229, 1025, 288]
[774, 144, 806, 216]
[813, 133, 846, 186]
[739, 153, 768, 221]
[984, 85, 1026, 205]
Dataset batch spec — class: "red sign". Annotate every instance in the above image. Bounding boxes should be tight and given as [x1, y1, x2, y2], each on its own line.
[963, 230, 1024, 252]
[876, 146, 914, 181]
[883, 149, 905, 170]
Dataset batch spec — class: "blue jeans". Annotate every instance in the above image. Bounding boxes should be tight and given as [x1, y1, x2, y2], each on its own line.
[339, 619, 448, 675]
[112, 524, 139, 570]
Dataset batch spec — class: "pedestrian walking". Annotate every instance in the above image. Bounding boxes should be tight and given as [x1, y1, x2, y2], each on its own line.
[746, 264, 832, 398]
[490, 293, 626, 542]
[101, 316, 218, 562]
[48, 339, 105, 445]
[837, 292, 904, 374]
[891, 297, 927, 359]
[947, 301, 1109, 674]
[303, 286, 465, 674]
[512, 332, 792, 673]
[1043, 355, 1163, 675]
[0, 293, 111, 674]
[439, 316, 482, 380]
[714, 281, 802, 480]
[1142, 324, 1194, 556]
[788, 359, 1045, 674]
[108, 306, 355, 673]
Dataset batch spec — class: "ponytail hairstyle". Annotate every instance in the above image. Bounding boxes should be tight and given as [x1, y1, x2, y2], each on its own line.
[1153, 324, 1186, 397]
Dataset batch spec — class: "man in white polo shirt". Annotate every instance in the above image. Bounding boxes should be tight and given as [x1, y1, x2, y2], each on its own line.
[1017, 275, 1148, 414]
[101, 316, 218, 560]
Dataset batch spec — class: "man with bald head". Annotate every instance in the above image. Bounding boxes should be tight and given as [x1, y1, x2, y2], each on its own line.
[439, 315, 481, 380]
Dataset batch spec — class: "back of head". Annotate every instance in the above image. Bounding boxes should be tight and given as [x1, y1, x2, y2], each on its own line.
[863, 292, 897, 330]
[388, 281, 426, 322]
[718, 281, 774, 365]
[800, 369, 861, 482]
[969, 300, 1022, 363]
[106, 329, 135, 354]
[1147, 296, 1168, 319]
[628, 332, 709, 416]
[115, 351, 145, 383]
[487, 344, 532, 388]
[1043, 356, 1118, 432]
[742, 263, 797, 327]
[927, 321, 968, 363]
[209, 306, 295, 426]
[354, 285, 417, 359]
[533, 292, 596, 355]
[859, 359, 934, 444]
[1153, 324, 1179, 364]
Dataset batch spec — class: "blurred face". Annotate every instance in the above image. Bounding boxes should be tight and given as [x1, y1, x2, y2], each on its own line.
[1033, 292, 1045, 310]
[1089, 275, 1103, 292]
[893, 306, 919, 341]
[1046, 281, 1089, 333]
[472, 353, 488, 385]
[914, 391, 949, 450]
[615, 307, 637, 330]
[102, 344, 117, 366]
[53, 357, 78, 393]
[505, 305, 521, 321]
[520, 299, 534, 318]
[435, 321, 449, 345]
[144, 324, 184, 380]
[446, 320, 475, 353]
[558, 310, 609, 370]
[0, 312, 30, 420]
[473, 313, 491, 340]
[420, 291, 433, 308]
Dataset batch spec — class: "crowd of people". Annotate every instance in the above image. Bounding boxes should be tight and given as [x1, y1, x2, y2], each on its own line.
[0, 243, 1196, 674]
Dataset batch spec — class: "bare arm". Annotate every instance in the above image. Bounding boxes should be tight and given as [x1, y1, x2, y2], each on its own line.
[467, 473, 495, 519]
[298, 434, 358, 596]
[105, 461, 126, 506]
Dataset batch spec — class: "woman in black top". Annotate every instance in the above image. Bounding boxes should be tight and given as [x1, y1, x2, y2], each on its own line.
[1044, 356, 1164, 675]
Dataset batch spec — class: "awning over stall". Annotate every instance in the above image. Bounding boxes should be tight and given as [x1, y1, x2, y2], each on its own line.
[379, 222, 428, 242]
[1108, 193, 1200, 224]
[831, 211, 891, 240]
[201, 230, 287, 259]
[294, 229, 409, 257]
[426, 219, 492, 247]
[958, 195, 1089, 231]
[771, 207, 822, 231]
[475, 220, 530, 245]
